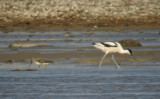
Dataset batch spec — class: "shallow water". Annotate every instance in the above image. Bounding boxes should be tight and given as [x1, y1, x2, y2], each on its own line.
[0, 29, 160, 98]
[0, 67, 160, 99]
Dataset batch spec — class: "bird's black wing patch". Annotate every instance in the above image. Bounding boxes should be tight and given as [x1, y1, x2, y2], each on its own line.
[101, 42, 117, 47]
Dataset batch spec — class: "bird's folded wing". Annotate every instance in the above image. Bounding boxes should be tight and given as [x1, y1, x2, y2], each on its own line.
[101, 42, 118, 47]
[37, 59, 54, 63]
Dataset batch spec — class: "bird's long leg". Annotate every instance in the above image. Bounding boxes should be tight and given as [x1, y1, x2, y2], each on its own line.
[112, 55, 120, 69]
[44, 65, 47, 70]
[28, 59, 32, 69]
[37, 65, 40, 69]
[99, 52, 108, 68]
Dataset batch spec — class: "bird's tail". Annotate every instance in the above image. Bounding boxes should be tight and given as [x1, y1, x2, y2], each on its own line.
[47, 60, 54, 63]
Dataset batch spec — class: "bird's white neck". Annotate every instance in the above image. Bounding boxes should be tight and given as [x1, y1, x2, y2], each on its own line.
[121, 49, 130, 55]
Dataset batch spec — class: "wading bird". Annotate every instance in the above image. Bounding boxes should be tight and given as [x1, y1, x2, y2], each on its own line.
[92, 42, 136, 68]
[28, 58, 54, 70]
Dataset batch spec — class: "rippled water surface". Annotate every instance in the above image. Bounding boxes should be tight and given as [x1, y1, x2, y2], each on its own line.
[0, 30, 160, 98]
[1, 67, 160, 99]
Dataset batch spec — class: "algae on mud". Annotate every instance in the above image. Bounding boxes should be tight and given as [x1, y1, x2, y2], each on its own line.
[11, 69, 38, 71]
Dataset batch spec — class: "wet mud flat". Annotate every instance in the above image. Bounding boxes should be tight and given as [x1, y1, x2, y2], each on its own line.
[0, 28, 160, 98]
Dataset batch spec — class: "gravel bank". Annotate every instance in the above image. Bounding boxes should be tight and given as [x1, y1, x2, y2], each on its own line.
[0, 0, 160, 27]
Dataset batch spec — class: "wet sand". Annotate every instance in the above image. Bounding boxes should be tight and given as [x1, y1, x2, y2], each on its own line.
[1, 24, 160, 32]
[0, 48, 160, 64]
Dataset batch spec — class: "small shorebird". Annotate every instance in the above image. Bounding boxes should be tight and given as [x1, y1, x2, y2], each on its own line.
[28, 58, 54, 70]
[92, 42, 136, 68]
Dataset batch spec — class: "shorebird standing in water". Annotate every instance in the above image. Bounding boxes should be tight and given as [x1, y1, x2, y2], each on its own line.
[28, 58, 54, 70]
[92, 42, 136, 68]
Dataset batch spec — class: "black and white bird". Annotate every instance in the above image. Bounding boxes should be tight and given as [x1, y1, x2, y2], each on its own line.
[92, 42, 136, 68]
[28, 58, 54, 70]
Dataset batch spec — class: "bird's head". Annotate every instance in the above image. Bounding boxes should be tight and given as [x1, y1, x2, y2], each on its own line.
[127, 49, 136, 60]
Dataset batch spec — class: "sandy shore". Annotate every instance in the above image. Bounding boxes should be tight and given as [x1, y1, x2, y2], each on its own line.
[0, 0, 160, 29]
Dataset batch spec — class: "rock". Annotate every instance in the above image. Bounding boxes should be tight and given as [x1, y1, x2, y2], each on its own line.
[119, 39, 142, 47]
[4, 60, 13, 63]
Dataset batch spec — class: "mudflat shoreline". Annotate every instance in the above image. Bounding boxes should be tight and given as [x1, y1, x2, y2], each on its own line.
[0, 48, 160, 64]
[1, 24, 160, 32]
